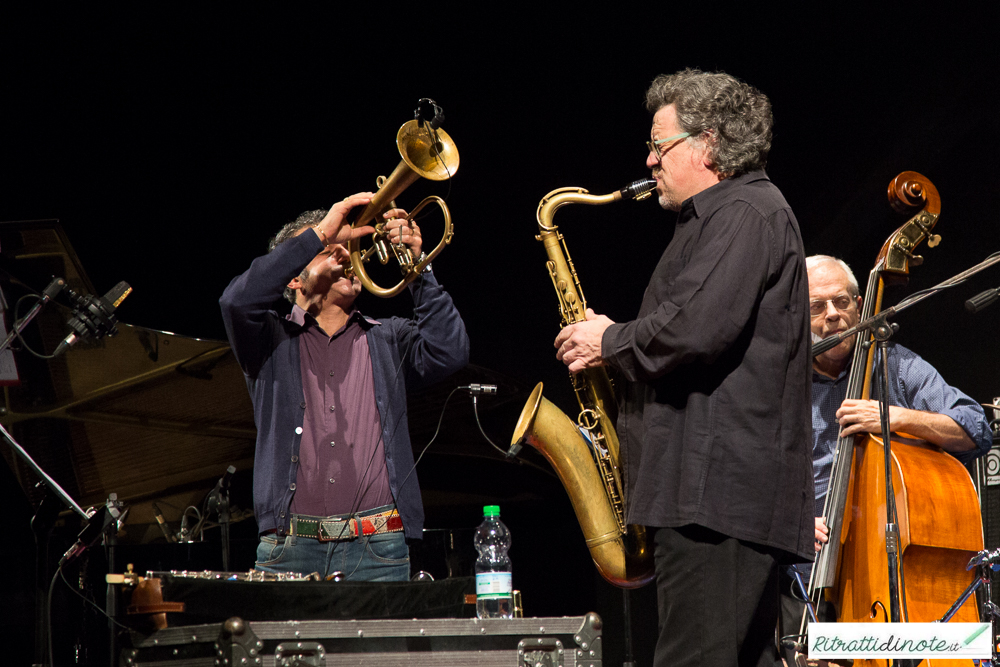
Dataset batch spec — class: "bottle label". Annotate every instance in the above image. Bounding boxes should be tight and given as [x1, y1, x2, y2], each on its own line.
[476, 572, 512, 598]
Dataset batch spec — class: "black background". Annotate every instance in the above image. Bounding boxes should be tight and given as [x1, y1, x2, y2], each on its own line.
[1, 6, 997, 665]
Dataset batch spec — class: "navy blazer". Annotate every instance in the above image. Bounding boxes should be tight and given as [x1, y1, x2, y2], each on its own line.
[220, 230, 469, 539]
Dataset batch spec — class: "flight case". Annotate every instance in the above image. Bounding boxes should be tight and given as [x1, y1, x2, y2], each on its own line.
[121, 613, 602, 666]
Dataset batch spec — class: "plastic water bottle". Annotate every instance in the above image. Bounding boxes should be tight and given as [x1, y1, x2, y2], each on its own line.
[474, 504, 513, 619]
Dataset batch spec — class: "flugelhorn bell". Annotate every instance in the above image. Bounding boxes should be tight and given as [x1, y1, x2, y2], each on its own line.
[345, 119, 459, 298]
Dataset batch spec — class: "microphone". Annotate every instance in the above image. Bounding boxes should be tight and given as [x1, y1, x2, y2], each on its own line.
[207, 465, 237, 505]
[178, 512, 191, 542]
[505, 440, 523, 460]
[461, 383, 497, 395]
[54, 281, 132, 356]
[206, 465, 237, 520]
[42, 276, 68, 301]
[965, 286, 1000, 314]
[217, 465, 236, 491]
[414, 98, 444, 130]
[59, 494, 127, 567]
[151, 502, 176, 543]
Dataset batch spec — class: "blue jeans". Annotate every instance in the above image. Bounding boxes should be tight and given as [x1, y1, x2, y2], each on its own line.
[255, 506, 410, 582]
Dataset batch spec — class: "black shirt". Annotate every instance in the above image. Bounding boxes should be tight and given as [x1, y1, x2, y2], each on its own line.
[603, 170, 814, 561]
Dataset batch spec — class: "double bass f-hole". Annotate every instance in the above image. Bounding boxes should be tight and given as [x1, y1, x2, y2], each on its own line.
[870, 600, 889, 623]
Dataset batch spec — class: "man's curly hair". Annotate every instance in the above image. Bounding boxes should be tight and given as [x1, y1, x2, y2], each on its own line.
[645, 68, 773, 178]
[269, 209, 326, 304]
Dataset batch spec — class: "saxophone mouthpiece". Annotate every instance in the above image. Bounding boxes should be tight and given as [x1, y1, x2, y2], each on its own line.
[621, 178, 657, 201]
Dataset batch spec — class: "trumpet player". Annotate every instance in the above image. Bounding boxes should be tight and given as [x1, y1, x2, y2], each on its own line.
[220, 194, 469, 581]
[555, 69, 814, 667]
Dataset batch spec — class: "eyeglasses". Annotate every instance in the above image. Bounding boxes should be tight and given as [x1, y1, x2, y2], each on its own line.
[809, 295, 856, 317]
[646, 131, 691, 159]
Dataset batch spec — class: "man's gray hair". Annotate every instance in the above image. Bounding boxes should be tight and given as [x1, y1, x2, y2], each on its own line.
[269, 209, 326, 304]
[806, 255, 860, 298]
[645, 68, 773, 177]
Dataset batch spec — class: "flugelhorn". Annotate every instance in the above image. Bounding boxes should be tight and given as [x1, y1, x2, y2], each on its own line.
[344, 116, 459, 298]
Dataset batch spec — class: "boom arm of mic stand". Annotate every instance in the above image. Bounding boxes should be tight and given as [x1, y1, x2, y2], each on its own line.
[4, 422, 128, 567]
[0, 422, 89, 521]
[811, 308, 900, 357]
[812, 250, 1000, 358]
[0, 277, 67, 357]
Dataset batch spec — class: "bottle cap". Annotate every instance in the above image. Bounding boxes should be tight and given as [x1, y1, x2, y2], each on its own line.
[483, 505, 500, 517]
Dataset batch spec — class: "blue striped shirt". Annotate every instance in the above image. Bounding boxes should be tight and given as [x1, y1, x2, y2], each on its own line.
[812, 342, 991, 519]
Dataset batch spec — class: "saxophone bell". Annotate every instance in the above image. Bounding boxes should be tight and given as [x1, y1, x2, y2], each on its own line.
[512, 382, 653, 588]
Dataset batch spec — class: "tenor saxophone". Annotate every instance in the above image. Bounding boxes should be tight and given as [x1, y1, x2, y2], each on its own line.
[511, 179, 656, 588]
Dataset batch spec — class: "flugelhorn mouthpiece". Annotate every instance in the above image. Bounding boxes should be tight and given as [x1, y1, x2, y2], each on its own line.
[620, 178, 656, 201]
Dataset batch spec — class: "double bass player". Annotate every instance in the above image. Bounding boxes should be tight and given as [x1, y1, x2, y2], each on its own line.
[778, 255, 992, 662]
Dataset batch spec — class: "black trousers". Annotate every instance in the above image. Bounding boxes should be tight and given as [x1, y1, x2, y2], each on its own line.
[653, 525, 782, 667]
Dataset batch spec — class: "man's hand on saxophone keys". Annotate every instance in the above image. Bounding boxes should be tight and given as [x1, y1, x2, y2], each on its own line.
[555, 308, 615, 374]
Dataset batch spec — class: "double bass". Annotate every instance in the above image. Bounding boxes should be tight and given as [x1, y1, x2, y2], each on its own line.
[805, 172, 984, 666]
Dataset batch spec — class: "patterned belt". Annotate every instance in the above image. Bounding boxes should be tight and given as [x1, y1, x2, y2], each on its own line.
[291, 509, 403, 542]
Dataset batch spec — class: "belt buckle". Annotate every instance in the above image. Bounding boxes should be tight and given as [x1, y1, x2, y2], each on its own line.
[318, 518, 364, 542]
[317, 519, 345, 542]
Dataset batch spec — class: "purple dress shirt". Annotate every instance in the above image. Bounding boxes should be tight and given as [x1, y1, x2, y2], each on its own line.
[290, 309, 394, 517]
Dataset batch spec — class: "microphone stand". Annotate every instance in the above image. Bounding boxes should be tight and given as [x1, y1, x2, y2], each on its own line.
[868, 316, 905, 624]
[205, 465, 236, 571]
[0, 278, 128, 666]
[812, 251, 1000, 664]
[0, 277, 92, 525]
[933, 548, 1000, 666]
[0, 421, 127, 667]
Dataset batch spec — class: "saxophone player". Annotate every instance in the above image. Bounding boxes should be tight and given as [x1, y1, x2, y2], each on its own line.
[555, 69, 814, 667]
